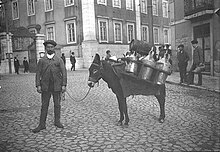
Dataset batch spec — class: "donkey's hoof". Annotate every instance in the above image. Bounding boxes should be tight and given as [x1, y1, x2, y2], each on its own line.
[123, 123, 129, 128]
[158, 118, 165, 123]
[116, 121, 123, 126]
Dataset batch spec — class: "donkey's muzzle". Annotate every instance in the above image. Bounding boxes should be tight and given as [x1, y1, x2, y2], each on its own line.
[87, 81, 95, 88]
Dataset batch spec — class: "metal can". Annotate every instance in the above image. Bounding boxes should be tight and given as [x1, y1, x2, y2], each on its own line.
[138, 59, 156, 80]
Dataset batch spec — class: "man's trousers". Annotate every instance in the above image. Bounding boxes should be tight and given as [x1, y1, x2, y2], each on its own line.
[38, 91, 61, 127]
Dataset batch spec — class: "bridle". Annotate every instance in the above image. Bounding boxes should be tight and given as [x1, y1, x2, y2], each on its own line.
[88, 61, 103, 83]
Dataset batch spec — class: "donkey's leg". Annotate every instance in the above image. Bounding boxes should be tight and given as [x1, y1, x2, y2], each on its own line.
[116, 94, 124, 126]
[155, 95, 165, 123]
[123, 98, 130, 126]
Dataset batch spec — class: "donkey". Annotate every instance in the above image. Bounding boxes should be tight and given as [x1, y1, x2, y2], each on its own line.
[87, 54, 166, 126]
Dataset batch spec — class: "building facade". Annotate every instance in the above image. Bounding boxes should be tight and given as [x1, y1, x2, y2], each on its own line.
[169, 0, 220, 76]
[0, 0, 170, 73]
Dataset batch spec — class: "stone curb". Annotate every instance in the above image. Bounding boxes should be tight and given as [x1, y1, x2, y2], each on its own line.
[166, 80, 220, 94]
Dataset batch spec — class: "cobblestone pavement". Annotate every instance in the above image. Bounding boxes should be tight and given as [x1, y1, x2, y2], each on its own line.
[0, 71, 220, 152]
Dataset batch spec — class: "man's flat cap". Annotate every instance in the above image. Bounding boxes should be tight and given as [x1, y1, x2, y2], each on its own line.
[177, 44, 184, 48]
[191, 40, 198, 44]
[43, 40, 57, 47]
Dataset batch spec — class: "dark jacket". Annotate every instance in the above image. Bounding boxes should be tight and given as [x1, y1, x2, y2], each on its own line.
[177, 50, 189, 65]
[61, 55, 66, 65]
[193, 46, 204, 65]
[35, 55, 67, 92]
[70, 55, 76, 64]
[14, 59, 20, 68]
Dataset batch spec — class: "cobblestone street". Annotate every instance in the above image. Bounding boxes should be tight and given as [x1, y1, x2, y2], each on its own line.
[0, 71, 220, 152]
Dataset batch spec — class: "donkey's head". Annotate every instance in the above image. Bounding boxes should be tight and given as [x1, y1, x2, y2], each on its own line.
[87, 54, 103, 88]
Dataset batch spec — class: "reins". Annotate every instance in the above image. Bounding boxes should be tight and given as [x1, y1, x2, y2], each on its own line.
[65, 87, 92, 102]
[64, 61, 103, 102]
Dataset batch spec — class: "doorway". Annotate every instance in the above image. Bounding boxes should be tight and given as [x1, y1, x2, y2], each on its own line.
[193, 23, 210, 73]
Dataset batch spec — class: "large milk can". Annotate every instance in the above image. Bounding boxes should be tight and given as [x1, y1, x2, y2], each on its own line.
[138, 57, 156, 81]
[156, 57, 172, 85]
[125, 54, 138, 74]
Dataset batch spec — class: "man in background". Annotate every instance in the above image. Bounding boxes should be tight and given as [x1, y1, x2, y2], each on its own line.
[70, 52, 76, 71]
[177, 44, 189, 84]
[188, 40, 204, 86]
[23, 57, 29, 73]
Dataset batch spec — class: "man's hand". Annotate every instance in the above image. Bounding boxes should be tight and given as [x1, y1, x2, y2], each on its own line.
[62, 86, 66, 93]
[37, 86, 42, 93]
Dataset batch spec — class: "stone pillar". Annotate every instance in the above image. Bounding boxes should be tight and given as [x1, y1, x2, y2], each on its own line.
[135, 0, 141, 40]
[81, 0, 98, 68]
[35, 34, 45, 61]
[0, 32, 13, 74]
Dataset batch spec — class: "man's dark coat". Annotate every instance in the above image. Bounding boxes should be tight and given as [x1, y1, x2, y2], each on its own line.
[35, 55, 67, 92]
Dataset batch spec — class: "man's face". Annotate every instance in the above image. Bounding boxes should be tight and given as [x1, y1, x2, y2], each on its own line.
[192, 44, 197, 48]
[46, 44, 55, 55]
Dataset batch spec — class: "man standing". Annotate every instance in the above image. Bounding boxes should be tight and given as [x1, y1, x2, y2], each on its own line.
[23, 57, 29, 73]
[188, 40, 204, 86]
[177, 44, 189, 84]
[32, 40, 67, 133]
[61, 53, 66, 66]
[105, 50, 111, 60]
[70, 52, 76, 71]
[14, 57, 20, 74]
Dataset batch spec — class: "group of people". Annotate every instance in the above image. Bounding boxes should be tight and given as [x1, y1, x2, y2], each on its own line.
[177, 39, 204, 86]
[61, 52, 76, 71]
[13, 56, 29, 74]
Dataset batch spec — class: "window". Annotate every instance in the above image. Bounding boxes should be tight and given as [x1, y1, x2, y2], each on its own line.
[127, 23, 134, 43]
[153, 27, 159, 44]
[12, 0, 19, 20]
[163, 28, 169, 44]
[152, 0, 158, 16]
[113, 0, 121, 8]
[162, 0, 168, 18]
[98, 19, 108, 42]
[46, 25, 55, 40]
[142, 25, 149, 42]
[126, 0, 133, 10]
[141, 0, 147, 14]
[64, 0, 74, 7]
[97, 0, 107, 5]
[66, 20, 76, 43]
[114, 21, 122, 43]
[44, 0, 53, 12]
[27, 0, 35, 16]
[0, 4, 5, 19]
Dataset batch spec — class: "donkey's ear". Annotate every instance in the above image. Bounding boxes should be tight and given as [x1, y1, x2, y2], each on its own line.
[95, 54, 100, 61]
[93, 53, 101, 64]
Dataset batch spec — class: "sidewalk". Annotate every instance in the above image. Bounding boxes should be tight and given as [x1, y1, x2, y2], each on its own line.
[166, 71, 220, 93]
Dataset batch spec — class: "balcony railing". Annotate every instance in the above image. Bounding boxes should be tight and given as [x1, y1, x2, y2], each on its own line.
[184, 0, 214, 16]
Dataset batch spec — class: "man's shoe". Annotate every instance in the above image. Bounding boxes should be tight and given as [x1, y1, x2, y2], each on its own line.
[196, 83, 202, 86]
[54, 122, 64, 128]
[32, 126, 46, 133]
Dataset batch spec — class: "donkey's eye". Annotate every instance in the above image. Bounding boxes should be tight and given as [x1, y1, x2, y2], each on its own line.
[93, 69, 98, 74]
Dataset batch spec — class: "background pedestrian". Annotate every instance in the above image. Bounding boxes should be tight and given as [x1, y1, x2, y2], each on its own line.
[70, 52, 76, 71]
[188, 40, 204, 85]
[177, 44, 189, 84]
[105, 50, 111, 60]
[23, 57, 29, 73]
[32, 40, 67, 133]
[61, 53, 66, 66]
[14, 57, 20, 74]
